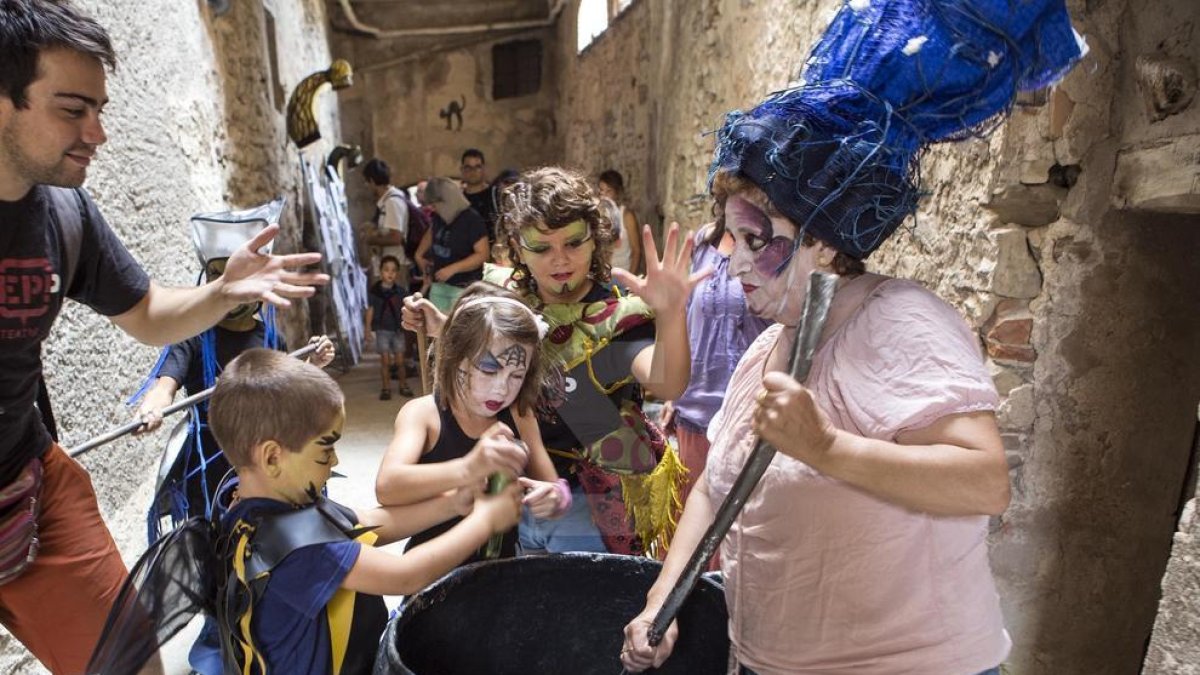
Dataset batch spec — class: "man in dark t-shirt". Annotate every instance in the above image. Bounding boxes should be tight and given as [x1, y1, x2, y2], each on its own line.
[0, 5, 328, 672]
[460, 148, 498, 240]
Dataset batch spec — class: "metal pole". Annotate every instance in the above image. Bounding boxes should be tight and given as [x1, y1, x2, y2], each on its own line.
[646, 272, 838, 646]
[68, 341, 322, 459]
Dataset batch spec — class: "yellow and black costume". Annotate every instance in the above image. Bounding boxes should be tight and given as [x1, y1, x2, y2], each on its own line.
[86, 492, 387, 675]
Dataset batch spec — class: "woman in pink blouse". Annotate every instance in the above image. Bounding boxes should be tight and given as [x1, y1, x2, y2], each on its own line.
[617, 0, 1084, 668]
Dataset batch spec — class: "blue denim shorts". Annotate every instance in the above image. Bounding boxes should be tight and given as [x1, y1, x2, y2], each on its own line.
[375, 329, 404, 354]
[517, 484, 606, 554]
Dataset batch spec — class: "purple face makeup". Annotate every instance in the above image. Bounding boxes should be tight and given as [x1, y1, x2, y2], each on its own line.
[726, 196, 797, 278]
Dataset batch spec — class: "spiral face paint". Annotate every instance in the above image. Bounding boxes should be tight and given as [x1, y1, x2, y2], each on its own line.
[517, 220, 595, 299]
[456, 336, 531, 419]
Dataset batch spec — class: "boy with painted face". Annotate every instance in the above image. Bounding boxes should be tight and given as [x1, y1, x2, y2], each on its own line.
[377, 282, 568, 563]
[403, 167, 706, 557]
[207, 350, 521, 674]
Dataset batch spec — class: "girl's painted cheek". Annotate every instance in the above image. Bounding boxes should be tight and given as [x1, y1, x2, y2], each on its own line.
[754, 237, 796, 277]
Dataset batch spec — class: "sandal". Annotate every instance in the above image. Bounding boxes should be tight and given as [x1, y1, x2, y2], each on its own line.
[398, 385, 414, 398]
[379, 389, 392, 401]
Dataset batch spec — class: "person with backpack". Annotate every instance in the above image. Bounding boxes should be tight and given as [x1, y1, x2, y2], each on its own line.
[361, 158, 410, 283]
[0, 2, 328, 671]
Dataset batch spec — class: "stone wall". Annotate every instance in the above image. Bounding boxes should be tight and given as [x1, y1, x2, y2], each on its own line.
[559, 0, 1200, 672]
[0, 0, 341, 671]
[332, 24, 561, 229]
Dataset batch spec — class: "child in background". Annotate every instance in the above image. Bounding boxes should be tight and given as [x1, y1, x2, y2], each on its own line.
[376, 282, 569, 563]
[209, 349, 521, 674]
[366, 255, 412, 400]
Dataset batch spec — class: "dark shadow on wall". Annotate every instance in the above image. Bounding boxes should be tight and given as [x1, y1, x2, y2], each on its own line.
[1028, 211, 1200, 673]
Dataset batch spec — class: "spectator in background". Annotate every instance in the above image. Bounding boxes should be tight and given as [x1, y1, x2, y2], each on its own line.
[414, 177, 488, 312]
[360, 158, 409, 283]
[598, 169, 642, 275]
[659, 221, 772, 510]
[460, 148, 498, 241]
[366, 255, 413, 400]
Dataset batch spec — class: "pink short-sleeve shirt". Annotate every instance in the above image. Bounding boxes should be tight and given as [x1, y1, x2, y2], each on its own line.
[706, 278, 1010, 674]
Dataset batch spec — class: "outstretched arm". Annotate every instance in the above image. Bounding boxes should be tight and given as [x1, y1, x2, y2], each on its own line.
[343, 484, 521, 597]
[112, 225, 327, 346]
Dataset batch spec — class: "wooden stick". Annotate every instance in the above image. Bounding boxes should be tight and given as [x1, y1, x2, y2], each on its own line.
[417, 330, 431, 396]
[69, 341, 322, 459]
[645, 272, 838, 648]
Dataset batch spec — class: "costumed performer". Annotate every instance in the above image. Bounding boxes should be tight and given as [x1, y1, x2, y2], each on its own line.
[376, 281, 569, 564]
[620, 0, 1085, 672]
[133, 199, 336, 541]
[403, 166, 707, 556]
[87, 349, 522, 675]
[128, 203, 335, 675]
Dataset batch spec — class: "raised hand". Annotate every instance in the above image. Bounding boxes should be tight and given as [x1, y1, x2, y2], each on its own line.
[218, 224, 329, 308]
[611, 223, 711, 316]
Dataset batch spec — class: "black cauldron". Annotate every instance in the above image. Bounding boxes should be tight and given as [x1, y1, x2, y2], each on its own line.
[374, 553, 729, 674]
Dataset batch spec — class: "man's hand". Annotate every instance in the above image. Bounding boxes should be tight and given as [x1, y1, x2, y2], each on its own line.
[216, 224, 329, 309]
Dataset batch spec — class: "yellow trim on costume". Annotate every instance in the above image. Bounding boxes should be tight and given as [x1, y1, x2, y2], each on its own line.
[231, 526, 268, 675]
[582, 336, 635, 395]
[327, 529, 380, 674]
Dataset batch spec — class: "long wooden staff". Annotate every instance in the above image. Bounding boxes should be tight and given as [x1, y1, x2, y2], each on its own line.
[417, 331, 431, 396]
[645, 271, 838, 647]
[69, 341, 322, 458]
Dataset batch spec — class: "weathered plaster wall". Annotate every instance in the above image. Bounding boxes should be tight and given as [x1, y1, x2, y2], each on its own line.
[333, 26, 561, 228]
[0, 0, 341, 671]
[560, 0, 1200, 672]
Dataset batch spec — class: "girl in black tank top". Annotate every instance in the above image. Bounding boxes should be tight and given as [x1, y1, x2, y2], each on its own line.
[405, 406, 522, 561]
[376, 283, 571, 565]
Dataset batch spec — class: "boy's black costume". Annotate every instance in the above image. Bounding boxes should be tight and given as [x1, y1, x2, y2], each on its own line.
[87, 491, 386, 675]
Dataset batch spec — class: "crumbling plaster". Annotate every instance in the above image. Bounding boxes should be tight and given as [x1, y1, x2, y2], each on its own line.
[560, 0, 1200, 672]
[1, 0, 341, 670]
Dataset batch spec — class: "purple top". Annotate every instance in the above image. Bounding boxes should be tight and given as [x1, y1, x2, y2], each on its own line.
[674, 230, 772, 432]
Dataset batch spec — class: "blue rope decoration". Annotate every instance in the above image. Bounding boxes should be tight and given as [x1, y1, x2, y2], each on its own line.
[708, 0, 1084, 260]
[125, 347, 170, 407]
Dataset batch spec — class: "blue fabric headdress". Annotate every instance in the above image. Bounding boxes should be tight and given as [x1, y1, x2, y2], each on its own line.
[709, 0, 1086, 259]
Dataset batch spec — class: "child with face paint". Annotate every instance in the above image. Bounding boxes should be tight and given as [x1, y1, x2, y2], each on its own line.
[134, 211, 336, 536]
[201, 349, 521, 674]
[403, 167, 706, 557]
[377, 282, 568, 563]
[620, 0, 1085, 670]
